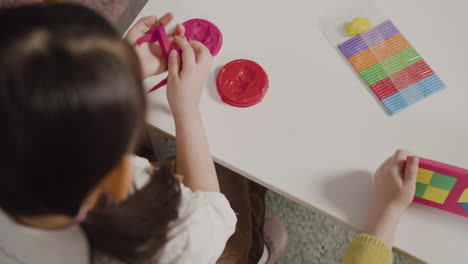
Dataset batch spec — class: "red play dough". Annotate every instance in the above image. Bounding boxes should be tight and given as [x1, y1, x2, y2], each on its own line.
[183, 19, 223, 56]
[217, 59, 269, 107]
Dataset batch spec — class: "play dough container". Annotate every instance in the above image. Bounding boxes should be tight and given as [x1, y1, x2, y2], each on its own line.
[216, 59, 269, 108]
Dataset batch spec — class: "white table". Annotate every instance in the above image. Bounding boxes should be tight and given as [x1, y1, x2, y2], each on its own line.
[130, 0, 468, 263]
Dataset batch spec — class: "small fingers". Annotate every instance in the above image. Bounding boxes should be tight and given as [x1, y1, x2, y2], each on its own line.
[145, 12, 174, 33]
[392, 149, 413, 169]
[404, 156, 419, 185]
[174, 36, 196, 69]
[126, 15, 158, 43]
[375, 156, 391, 177]
[168, 24, 185, 44]
[392, 149, 412, 162]
[376, 156, 392, 176]
[136, 16, 159, 31]
[382, 156, 392, 167]
[168, 49, 181, 80]
[158, 12, 174, 26]
[189, 40, 212, 64]
[173, 24, 186, 37]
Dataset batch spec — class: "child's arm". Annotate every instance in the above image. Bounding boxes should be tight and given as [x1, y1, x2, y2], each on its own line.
[343, 150, 419, 264]
[365, 150, 418, 246]
[166, 37, 220, 192]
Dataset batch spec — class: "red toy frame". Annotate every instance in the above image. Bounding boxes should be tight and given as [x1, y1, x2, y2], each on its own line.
[413, 157, 468, 218]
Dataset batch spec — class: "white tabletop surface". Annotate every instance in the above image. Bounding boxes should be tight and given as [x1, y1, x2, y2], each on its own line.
[130, 0, 468, 263]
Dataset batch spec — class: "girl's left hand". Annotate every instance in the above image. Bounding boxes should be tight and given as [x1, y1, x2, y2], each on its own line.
[360, 149, 419, 248]
[125, 13, 185, 79]
[374, 149, 419, 213]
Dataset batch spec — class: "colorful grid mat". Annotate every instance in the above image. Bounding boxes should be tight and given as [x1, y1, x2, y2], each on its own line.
[338, 20, 446, 115]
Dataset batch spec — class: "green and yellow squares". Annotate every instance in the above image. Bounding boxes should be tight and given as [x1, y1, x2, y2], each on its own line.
[458, 189, 468, 211]
[415, 168, 457, 204]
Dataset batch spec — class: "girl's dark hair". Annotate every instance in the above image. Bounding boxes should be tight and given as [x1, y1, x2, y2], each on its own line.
[0, 4, 180, 262]
[83, 158, 181, 263]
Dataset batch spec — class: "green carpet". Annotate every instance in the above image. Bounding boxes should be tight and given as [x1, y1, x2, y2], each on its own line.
[266, 190, 417, 263]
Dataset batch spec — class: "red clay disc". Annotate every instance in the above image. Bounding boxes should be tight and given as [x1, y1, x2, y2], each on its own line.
[183, 19, 223, 56]
[216, 59, 269, 107]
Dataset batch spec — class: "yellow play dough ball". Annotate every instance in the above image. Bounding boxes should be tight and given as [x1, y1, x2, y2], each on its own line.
[346, 17, 373, 36]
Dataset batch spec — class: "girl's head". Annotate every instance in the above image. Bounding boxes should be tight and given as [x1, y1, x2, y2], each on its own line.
[0, 4, 145, 218]
[0, 5, 183, 262]
[0, 4, 182, 261]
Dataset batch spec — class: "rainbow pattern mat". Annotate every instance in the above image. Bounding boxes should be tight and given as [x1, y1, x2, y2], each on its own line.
[338, 20, 446, 115]
[414, 158, 468, 218]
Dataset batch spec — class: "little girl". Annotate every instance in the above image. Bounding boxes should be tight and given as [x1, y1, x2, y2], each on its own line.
[0, 4, 236, 264]
[343, 150, 419, 263]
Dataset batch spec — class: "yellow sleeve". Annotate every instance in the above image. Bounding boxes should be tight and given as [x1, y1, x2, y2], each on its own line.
[343, 234, 393, 264]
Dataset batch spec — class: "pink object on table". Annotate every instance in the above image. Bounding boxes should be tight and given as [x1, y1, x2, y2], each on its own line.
[148, 78, 168, 93]
[412, 157, 468, 218]
[182, 18, 223, 56]
[147, 18, 223, 94]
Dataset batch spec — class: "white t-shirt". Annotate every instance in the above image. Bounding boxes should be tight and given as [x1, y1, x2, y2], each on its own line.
[0, 156, 237, 264]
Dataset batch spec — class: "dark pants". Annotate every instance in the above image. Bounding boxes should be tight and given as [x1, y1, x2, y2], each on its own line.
[216, 164, 266, 264]
[137, 130, 266, 264]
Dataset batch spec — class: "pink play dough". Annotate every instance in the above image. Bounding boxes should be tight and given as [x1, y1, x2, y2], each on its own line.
[182, 19, 223, 56]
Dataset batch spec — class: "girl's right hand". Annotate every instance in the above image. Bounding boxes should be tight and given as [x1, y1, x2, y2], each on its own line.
[167, 36, 213, 119]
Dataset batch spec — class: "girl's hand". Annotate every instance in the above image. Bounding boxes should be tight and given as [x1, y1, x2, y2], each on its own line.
[374, 149, 419, 213]
[125, 13, 185, 79]
[361, 149, 419, 248]
[166, 37, 213, 119]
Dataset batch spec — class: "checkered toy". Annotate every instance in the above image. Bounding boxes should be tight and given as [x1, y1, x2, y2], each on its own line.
[338, 20, 446, 115]
[414, 157, 468, 217]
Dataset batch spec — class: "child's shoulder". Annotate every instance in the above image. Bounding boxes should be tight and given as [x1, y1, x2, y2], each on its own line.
[130, 156, 237, 263]
[157, 182, 237, 263]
